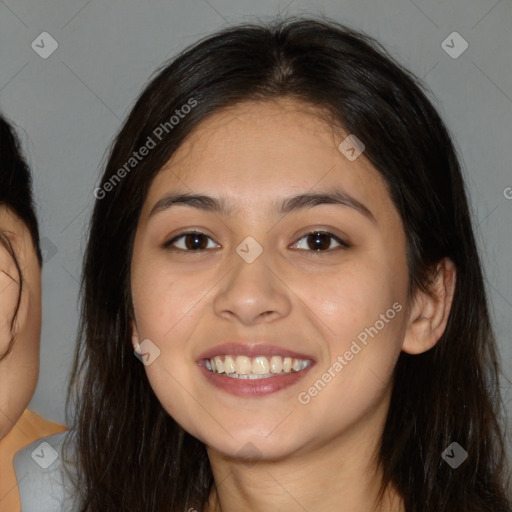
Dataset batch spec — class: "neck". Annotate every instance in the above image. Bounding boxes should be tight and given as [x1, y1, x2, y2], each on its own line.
[204, 389, 404, 512]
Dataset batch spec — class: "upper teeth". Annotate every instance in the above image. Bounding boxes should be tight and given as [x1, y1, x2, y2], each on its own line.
[205, 355, 312, 377]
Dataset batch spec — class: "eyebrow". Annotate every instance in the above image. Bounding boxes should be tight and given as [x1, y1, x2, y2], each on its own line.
[149, 189, 377, 224]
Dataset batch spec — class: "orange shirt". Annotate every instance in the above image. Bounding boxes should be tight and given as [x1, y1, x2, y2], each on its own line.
[0, 409, 66, 512]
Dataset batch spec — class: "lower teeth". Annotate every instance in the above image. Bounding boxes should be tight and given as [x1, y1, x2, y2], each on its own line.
[214, 371, 299, 379]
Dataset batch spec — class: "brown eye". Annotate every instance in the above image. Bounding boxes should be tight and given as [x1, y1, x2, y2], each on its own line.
[292, 231, 349, 252]
[163, 232, 220, 251]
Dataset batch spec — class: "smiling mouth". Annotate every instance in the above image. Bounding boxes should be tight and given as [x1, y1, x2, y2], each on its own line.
[204, 354, 313, 379]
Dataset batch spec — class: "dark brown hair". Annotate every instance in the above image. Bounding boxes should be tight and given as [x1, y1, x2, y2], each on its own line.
[0, 114, 42, 361]
[66, 16, 512, 512]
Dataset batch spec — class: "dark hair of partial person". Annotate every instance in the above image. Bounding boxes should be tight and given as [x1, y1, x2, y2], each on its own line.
[0, 114, 42, 361]
[65, 15, 512, 512]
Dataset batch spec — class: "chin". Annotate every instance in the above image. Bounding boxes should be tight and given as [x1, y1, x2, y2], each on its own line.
[202, 430, 303, 463]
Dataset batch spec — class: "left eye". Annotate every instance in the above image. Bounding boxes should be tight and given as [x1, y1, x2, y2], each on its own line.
[291, 231, 349, 252]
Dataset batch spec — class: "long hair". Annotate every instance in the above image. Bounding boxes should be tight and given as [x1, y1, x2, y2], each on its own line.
[66, 16, 512, 512]
[0, 114, 42, 361]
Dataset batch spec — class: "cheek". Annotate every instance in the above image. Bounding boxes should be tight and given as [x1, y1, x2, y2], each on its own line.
[299, 258, 406, 401]
[131, 259, 207, 414]
[131, 264, 200, 424]
[303, 257, 404, 340]
[131, 259, 204, 342]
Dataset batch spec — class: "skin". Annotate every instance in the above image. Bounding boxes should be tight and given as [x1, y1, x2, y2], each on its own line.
[0, 205, 41, 440]
[130, 98, 456, 512]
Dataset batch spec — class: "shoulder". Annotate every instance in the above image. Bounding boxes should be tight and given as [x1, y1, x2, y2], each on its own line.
[20, 409, 67, 438]
[13, 431, 80, 512]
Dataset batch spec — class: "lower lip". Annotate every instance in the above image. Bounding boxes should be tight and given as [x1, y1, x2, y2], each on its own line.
[197, 361, 315, 397]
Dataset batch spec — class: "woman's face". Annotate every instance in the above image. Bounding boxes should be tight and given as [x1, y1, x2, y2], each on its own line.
[0, 206, 41, 440]
[130, 98, 411, 460]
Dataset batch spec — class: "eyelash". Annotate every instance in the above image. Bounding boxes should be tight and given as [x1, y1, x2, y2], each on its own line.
[162, 230, 350, 253]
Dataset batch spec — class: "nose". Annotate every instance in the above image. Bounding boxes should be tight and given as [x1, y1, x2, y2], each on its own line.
[213, 248, 292, 326]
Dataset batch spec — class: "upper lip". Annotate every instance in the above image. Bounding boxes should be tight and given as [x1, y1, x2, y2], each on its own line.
[197, 342, 316, 362]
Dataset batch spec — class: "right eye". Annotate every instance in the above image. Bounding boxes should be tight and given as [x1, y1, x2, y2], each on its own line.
[163, 231, 220, 252]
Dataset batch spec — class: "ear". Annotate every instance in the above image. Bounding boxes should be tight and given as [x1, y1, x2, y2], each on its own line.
[402, 258, 456, 355]
[130, 318, 141, 350]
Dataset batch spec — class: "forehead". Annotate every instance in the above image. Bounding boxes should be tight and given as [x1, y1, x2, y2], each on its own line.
[142, 98, 397, 224]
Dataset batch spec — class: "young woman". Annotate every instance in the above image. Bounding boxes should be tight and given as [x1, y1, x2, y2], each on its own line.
[18, 15, 511, 512]
[0, 114, 66, 511]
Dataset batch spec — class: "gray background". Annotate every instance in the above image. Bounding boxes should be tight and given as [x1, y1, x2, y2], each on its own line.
[1, 0, 511, 451]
